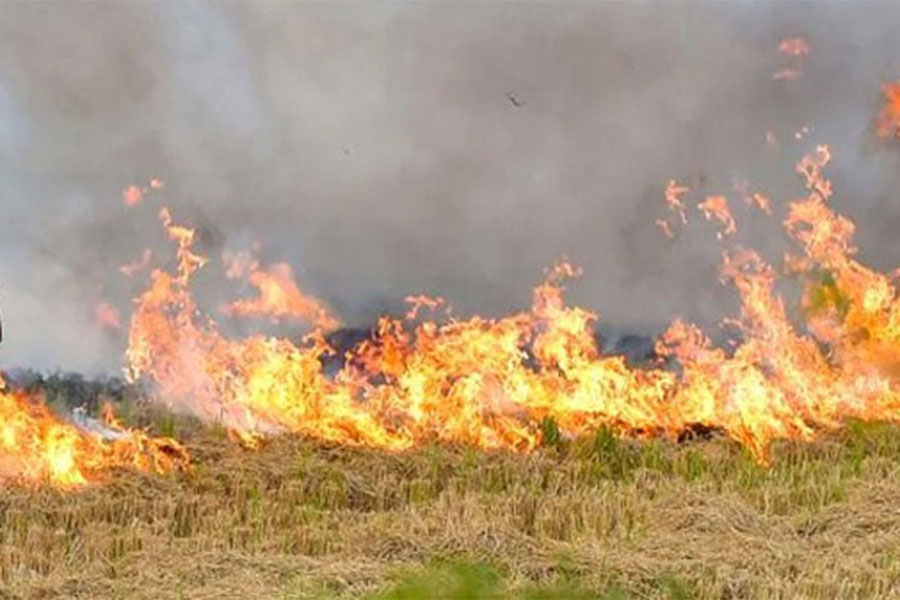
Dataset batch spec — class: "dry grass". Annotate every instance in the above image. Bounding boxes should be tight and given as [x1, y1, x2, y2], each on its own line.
[3, 410, 900, 599]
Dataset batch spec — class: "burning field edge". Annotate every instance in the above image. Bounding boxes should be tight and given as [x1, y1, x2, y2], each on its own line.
[4, 389, 900, 599]
[2, 40, 900, 600]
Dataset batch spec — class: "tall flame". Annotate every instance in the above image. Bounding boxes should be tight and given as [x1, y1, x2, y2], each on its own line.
[124, 144, 900, 464]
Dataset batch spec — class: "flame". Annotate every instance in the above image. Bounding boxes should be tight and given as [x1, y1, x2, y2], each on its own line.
[664, 179, 689, 224]
[0, 375, 189, 487]
[221, 248, 339, 330]
[876, 82, 900, 139]
[697, 195, 736, 238]
[778, 37, 810, 57]
[120, 249, 153, 278]
[121, 142, 900, 465]
[773, 37, 810, 81]
[94, 301, 122, 331]
[657, 179, 690, 239]
[404, 295, 445, 320]
[734, 180, 772, 215]
[656, 219, 675, 239]
[123, 179, 165, 208]
[122, 185, 143, 207]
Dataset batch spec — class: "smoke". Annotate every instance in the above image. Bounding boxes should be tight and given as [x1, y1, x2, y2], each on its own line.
[0, 2, 898, 373]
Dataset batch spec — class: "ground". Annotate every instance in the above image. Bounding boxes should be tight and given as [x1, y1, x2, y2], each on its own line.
[3, 406, 900, 600]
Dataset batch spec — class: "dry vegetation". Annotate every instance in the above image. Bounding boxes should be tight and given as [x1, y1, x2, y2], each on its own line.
[3, 385, 900, 600]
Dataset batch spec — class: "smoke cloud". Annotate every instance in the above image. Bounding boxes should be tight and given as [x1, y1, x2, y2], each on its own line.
[0, 2, 898, 373]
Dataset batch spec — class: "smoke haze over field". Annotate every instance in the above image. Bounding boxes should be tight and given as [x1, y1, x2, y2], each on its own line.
[0, 2, 898, 373]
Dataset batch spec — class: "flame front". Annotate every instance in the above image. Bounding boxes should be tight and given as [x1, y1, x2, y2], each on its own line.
[0, 376, 189, 487]
[122, 141, 900, 464]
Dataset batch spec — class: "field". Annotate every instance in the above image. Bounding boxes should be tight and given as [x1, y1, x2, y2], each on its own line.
[4, 388, 900, 600]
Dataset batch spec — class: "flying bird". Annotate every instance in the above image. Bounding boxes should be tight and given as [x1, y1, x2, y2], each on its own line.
[505, 91, 525, 108]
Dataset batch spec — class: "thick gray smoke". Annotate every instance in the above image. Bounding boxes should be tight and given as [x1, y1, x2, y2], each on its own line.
[0, 2, 898, 373]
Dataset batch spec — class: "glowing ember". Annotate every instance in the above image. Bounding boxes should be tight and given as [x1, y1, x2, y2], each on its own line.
[0, 375, 189, 487]
[122, 185, 143, 207]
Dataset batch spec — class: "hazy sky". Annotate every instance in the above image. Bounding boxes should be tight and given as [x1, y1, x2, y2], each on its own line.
[0, 2, 898, 373]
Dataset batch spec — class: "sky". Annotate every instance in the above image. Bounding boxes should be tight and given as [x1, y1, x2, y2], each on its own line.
[0, 2, 898, 373]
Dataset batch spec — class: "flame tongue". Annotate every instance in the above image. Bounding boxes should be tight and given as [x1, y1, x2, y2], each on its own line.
[124, 143, 900, 464]
[877, 82, 900, 139]
[0, 375, 189, 487]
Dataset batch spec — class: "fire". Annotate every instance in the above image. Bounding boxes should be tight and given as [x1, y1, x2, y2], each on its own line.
[94, 301, 122, 331]
[657, 179, 690, 239]
[404, 295, 445, 320]
[120, 140, 900, 465]
[0, 375, 189, 487]
[222, 248, 340, 330]
[778, 37, 810, 57]
[876, 81, 900, 139]
[122, 185, 143, 207]
[697, 195, 736, 238]
[664, 179, 689, 224]
[773, 36, 810, 81]
[126, 211, 679, 453]
[734, 180, 772, 215]
[122, 178, 165, 208]
[120, 249, 153, 278]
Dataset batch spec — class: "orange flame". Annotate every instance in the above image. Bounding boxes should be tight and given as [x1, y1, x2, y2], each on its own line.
[122, 185, 143, 207]
[697, 195, 736, 238]
[664, 179, 689, 224]
[778, 37, 810, 57]
[121, 143, 900, 465]
[656, 219, 675, 239]
[94, 301, 122, 331]
[120, 249, 153, 278]
[0, 375, 189, 487]
[123, 179, 165, 208]
[404, 295, 446, 320]
[773, 36, 810, 81]
[222, 248, 339, 330]
[876, 82, 900, 139]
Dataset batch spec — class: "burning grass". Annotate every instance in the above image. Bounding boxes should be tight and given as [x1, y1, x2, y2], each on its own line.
[0, 375, 188, 488]
[4, 78, 900, 598]
[3, 400, 900, 599]
[109, 144, 900, 470]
